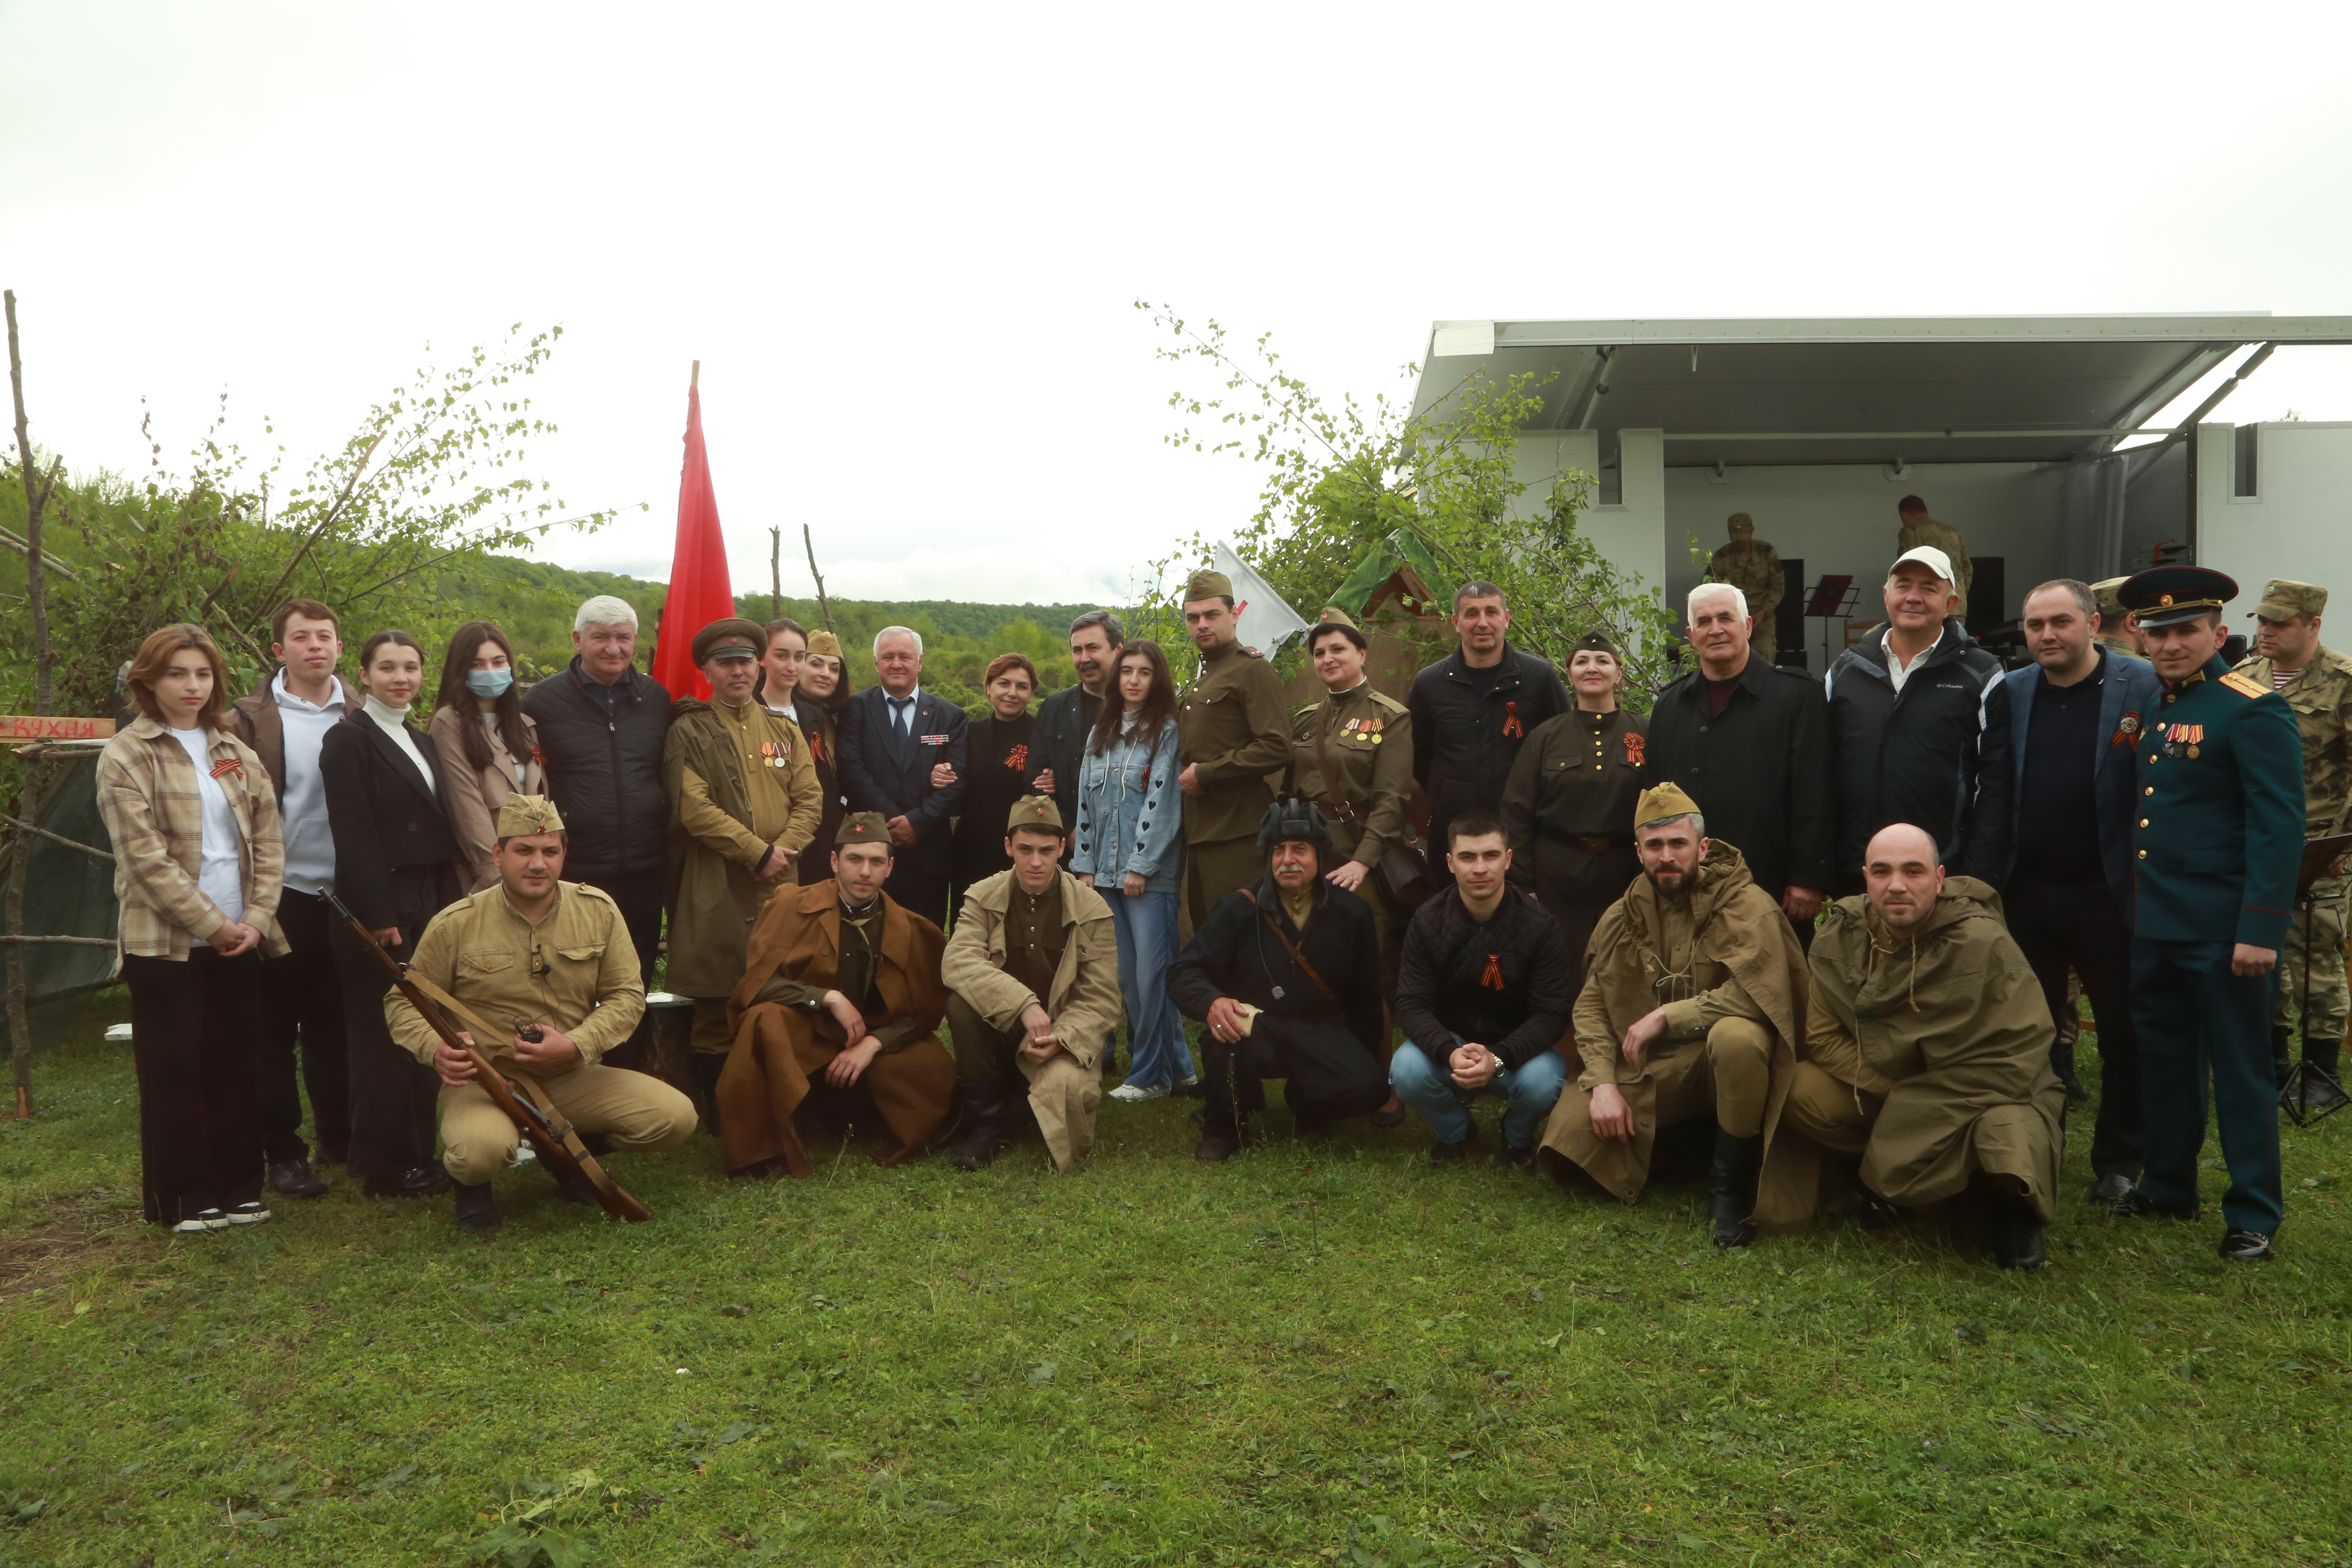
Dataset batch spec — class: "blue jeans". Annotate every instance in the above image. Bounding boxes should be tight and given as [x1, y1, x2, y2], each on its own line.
[1390, 1034, 1567, 1148]
[1109, 889, 1192, 1088]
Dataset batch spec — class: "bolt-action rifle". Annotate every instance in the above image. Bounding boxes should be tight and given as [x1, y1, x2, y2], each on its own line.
[322, 889, 652, 1222]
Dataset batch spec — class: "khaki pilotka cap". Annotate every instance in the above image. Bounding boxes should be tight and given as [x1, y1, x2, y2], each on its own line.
[836, 811, 892, 846]
[1184, 569, 1234, 602]
[806, 628, 844, 657]
[1007, 795, 1065, 834]
[497, 793, 566, 837]
[2089, 576, 2129, 622]
[2250, 579, 2328, 621]
[1635, 782, 1704, 831]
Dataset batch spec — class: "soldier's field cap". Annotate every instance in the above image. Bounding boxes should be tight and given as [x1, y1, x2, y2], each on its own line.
[1007, 794, 1065, 835]
[2119, 566, 2237, 630]
[497, 793, 565, 838]
[1184, 568, 1234, 603]
[1726, 512, 1755, 536]
[1889, 544, 1955, 584]
[2090, 576, 2129, 621]
[1635, 782, 1704, 831]
[692, 617, 768, 665]
[806, 628, 843, 658]
[1310, 606, 1368, 649]
[836, 811, 893, 847]
[2250, 578, 2327, 622]
[1573, 628, 1620, 659]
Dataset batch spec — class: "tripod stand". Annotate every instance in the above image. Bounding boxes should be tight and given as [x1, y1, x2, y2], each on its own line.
[2280, 849, 2348, 1127]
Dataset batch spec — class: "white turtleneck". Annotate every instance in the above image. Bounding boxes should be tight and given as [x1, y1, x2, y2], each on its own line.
[364, 694, 435, 797]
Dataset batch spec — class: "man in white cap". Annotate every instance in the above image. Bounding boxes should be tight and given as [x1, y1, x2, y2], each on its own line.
[1822, 544, 2012, 896]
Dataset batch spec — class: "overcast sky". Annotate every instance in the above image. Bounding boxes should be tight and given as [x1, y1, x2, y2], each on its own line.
[5, 1, 2350, 605]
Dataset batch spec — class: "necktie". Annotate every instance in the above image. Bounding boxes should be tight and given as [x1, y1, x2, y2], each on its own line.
[890, 697, 913, 739]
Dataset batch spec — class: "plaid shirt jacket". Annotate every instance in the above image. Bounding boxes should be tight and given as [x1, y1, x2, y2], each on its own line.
[94, 716, 290, 961]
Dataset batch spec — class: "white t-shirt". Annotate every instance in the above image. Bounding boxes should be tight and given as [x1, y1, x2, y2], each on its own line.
[168, 725, 246, 926]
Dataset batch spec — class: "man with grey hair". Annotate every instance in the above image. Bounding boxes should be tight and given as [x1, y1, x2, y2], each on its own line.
[523, 595, 674, 1026]
[838, 624, 967, 927]
[2000, 578, 2162, 1200]
[1823, 545, 2011, 895]
[1645, 580, 1834, 936]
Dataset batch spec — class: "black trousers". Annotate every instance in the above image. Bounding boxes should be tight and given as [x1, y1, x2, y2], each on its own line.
[1200, 1014, 1390, 1140]
[330, 909, 441, 1182]
[253, 888, 351, 1164]
[124, 949, 265, 1225]
[577, 865, 664, 1070]
[2007, 877, 2143, 1179]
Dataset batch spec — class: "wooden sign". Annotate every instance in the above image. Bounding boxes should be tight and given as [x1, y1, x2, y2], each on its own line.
[0, 715, 115, 742]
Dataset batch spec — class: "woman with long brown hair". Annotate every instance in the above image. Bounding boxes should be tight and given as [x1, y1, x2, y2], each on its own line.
[321, 629, 468, 1198]
[1069, 639, 1189, 1099]
[428, 621, 545, 892]
[94, 624, 288, 1231]
[784, 625, 856, 884]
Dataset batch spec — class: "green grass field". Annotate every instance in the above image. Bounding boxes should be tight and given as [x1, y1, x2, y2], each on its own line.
[2, 998, 2348, 1568]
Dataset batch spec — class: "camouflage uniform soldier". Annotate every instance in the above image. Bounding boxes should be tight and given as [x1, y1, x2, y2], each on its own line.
[1704, 514, 1785, 661]
[1896, 496, 1973, 607]
[2234, 579, 2352, 1110]
[2090, 577, 2141, 658]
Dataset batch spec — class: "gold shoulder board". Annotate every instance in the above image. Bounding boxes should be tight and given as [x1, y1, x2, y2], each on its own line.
[2219, 670, 2269, 699]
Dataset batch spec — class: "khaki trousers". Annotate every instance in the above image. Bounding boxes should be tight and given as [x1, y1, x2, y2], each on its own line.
[439, 1063, 697, 1185]
[944, 993, 1101, 1171]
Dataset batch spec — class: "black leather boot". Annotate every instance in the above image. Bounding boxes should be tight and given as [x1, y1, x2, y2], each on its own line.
[2299, 1037, 2347, 1112]
[1708, 1129, 1764, 1248]
[951, 1075, 1017, 1172]
[453, 1181, 500, 1235]
[1988, 1198, 2046, 1270]
[2271, 1026, 2295, 1085]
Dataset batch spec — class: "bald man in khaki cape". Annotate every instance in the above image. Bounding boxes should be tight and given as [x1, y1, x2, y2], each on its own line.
[1763, 823, 2063, 1269]
[1538, 783, 1809, 1247]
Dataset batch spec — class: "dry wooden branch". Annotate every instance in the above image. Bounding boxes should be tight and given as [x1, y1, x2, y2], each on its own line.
[802, 524, 835, 634]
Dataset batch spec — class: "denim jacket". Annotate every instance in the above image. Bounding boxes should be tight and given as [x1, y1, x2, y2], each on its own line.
[1071, 717, 1185, 894]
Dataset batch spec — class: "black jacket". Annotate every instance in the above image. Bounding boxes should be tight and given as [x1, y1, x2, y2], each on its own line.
[951, 710, 1044, 889]
[1396, 886, 1575, 1069]
[1032, 683, 1103, 837]
[1823, 621, 2012, 890]
[520, 659, 674, 882]
[1167, 876, 1385, 1059]
[1408, 643, 1572, 855]
[837, 685, 970, 878]
[1646, 654, 1835, 898]
[318, 712, 463, 932]
[788, 695, 846, 885]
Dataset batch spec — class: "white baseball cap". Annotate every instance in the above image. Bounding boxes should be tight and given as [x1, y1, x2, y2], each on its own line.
[1890, 544, 1955, 585]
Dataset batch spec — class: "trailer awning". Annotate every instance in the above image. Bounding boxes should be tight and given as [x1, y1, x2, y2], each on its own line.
[1409, 314, 2352, 468]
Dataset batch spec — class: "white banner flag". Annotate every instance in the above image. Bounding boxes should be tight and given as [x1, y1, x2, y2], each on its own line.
[1211, 541, 1310, 658]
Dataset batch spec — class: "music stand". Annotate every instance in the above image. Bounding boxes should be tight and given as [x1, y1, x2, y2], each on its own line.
[1802, 575, 1858, 673]
[2281, 831, 2352, 1126]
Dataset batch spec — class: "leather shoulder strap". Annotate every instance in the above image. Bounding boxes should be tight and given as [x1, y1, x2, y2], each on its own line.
[1236, 888, 1340, 1007]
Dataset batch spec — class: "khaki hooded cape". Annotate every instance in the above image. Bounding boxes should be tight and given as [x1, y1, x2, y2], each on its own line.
[1766, 876, 2065, 1224]
[716, 880, 953, 1176]
[1539, 840, 1810, 1225]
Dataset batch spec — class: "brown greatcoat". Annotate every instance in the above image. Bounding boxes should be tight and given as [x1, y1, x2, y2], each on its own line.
[1538, 840, 1809, 1226]
[664, 696, 823, 998]
[1766, 877, 2065, 1225]
[716, 879, 953, 1176]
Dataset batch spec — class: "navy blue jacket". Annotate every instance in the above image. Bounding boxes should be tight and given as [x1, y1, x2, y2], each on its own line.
[1823, 621, 2011, 889]
[2001, 648, 2163, 922]
[2130, 655, 2305, 950]
[836, 685, 970, 879]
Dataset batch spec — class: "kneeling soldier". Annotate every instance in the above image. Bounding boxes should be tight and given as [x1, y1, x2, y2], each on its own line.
[1765, 823, 2063, 1268]
[717, 813, 958, 1174]
[1538, 785, 1809, 1245]
[1169, 799, 1398, 1162]
[386, 795, 697, 1234]
[941, 796, 1124, 1172]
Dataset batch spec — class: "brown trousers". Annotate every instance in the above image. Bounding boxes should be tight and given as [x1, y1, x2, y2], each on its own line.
[944, 993, 1102, 1171]
[715, 1002, 958, 1175]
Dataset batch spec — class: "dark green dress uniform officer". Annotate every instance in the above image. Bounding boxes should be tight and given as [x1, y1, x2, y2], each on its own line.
[1289, 609, 1417, 987]
[1176, 569, 1294, 929]
[1498, 631, 1650, 970]
[2114, 567, 2305, 1261]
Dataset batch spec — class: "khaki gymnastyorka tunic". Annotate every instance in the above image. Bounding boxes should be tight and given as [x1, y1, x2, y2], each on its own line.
[1177, 638, 1292, 923]
[383, 880, 695, 1185]
[1498, 706, 1648, 969]
[1290, 679, 1417, 976]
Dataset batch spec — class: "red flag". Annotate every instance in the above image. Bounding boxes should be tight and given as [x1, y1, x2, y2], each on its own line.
[651, 374, 737, 702]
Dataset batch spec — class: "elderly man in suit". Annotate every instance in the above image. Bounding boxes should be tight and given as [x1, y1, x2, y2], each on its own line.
[837, 625, 970, 928]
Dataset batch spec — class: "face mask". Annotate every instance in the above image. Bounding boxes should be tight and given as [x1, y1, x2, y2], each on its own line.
[466, 668, 515, 699]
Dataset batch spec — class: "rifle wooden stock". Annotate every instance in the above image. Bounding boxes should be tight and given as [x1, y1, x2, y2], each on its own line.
[322, 890, 651, 1223]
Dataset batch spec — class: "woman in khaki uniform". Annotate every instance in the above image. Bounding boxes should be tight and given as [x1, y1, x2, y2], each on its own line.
[1288, 609, 1417, 979]
[1499, 630, 1648, 970]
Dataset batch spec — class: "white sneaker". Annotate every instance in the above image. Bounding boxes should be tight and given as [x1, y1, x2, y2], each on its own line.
[173, 1209, 231, 1234]
[1109, 1082, 1169, 1103]
[221, 1202, 272, 1226]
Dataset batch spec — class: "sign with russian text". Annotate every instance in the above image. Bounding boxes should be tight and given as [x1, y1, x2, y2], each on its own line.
[0, 715, 115, 742]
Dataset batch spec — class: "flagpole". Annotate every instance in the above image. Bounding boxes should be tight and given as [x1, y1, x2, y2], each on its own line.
[691, 359, 699, 390]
